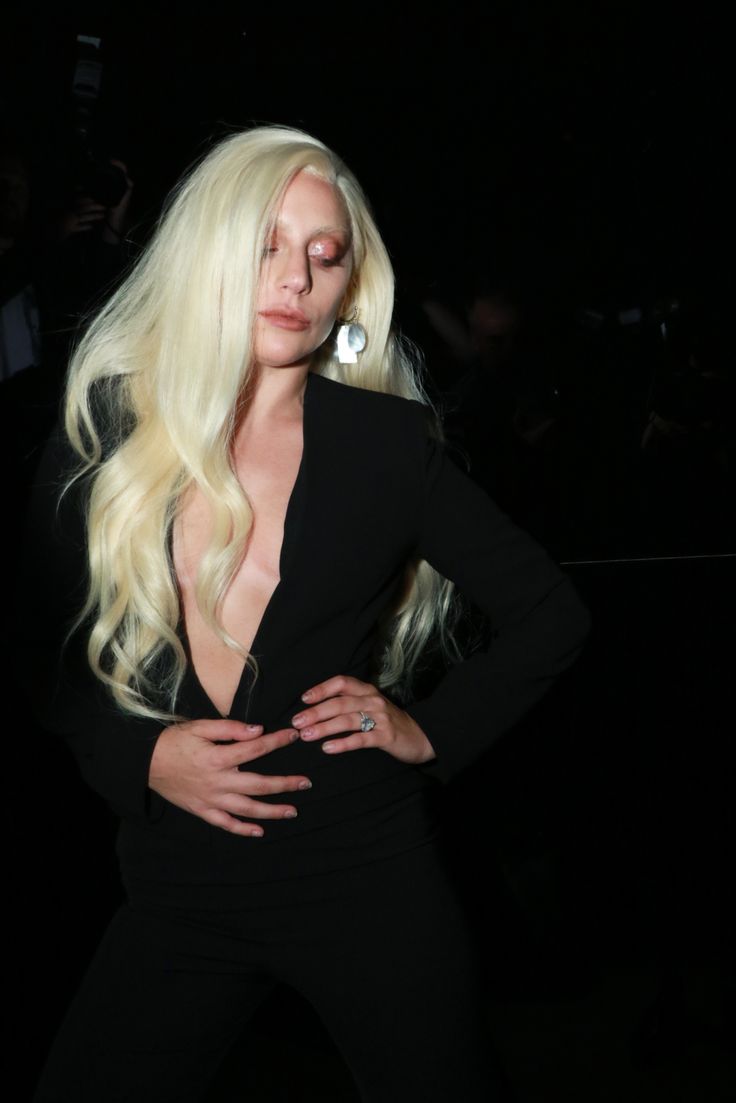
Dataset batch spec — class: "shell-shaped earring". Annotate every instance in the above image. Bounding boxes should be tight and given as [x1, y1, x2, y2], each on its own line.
[336, 323, 367, 364]
[335, 308, 367, 364]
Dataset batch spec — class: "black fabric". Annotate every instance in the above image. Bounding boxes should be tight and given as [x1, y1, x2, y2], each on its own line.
[17, 369, 591, 888]
[19, 370, 590, 1098]
[32, 842, 505, 1103]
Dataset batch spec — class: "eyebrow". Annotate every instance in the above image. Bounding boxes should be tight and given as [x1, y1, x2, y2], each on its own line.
[310, 224, 351, 238]
[272, 220, 352, 241]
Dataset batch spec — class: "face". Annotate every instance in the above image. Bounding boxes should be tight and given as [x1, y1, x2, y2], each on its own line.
[253, 170, 354, 373]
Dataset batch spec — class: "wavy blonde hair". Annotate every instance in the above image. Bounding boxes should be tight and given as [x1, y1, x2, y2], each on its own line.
[64, 125, 461, 721]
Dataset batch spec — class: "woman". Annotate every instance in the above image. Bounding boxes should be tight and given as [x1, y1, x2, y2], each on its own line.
[22, 126, 591, 1101]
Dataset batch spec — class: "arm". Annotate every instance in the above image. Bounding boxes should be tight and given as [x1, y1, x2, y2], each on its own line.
[402, 402, 592, 782]
[15, 422, 165, 822]
[283, 399, 590, 776]
[16, 424, 313, 833]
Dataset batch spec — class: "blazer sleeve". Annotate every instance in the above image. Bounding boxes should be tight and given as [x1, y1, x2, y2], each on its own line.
[403, 402, 592, 782]
[15, 422, 165, 823]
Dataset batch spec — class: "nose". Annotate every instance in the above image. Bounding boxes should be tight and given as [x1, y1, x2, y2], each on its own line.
[276, 248, 312, 295]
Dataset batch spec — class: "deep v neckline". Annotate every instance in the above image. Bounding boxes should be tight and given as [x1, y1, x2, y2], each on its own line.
[182, 369, 316, 719]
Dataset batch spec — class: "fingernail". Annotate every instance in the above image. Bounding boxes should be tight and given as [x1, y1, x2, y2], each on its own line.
[300, 727, 315, 739]
[284, 809, 298, 819]
[250, 828, 263, 837]
[301, 691, 314, 701]
[246, 724, 262, 732]
[289, 730, 299, 742]
[322, 742, 336, 753]
[298, 779, 312, 790]
[292, 714, 305, 726]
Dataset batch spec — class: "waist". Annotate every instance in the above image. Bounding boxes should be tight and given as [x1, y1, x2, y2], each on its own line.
[118, 768, 442, 895]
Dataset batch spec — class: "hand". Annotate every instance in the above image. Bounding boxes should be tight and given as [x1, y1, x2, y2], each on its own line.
[148, 719, 312, 837]
[102, 159, 135, 241]
[292, 675, 436, 765]
[57, 161, 134, 244]
[58, 195, 107, 240]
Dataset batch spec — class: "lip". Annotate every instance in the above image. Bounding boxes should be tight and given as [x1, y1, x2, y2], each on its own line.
[259, 307, 310, 331]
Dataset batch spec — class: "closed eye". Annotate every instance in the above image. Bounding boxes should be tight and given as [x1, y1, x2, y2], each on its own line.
[312, 255, 344, 268]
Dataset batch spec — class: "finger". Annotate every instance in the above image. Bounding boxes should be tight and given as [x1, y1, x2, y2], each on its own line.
[300, 675, 375, 704]
[297, 710, 377, 742]
[231, 773, 312, 796]
[205, 809, 264, 838]
[220, 795, 299, 821]
[221, 727, 299, 767]
[293, 695, 359, 725]
[293, 693, 382, 729]
[294, 694, 384, 737]
[320, 734, 369, 755]
[196, 720, 265, 743]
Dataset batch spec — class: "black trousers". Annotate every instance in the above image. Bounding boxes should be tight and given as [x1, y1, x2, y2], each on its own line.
[33, 841, 506, 1102]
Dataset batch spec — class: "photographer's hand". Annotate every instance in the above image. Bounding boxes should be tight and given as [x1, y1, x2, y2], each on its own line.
[101, 159, 134, 243]
[57, 194, 107, 240]
[57, 160, 134, 244]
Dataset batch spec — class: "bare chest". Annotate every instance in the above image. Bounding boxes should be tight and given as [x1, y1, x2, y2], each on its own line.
[173, 420, 304, 715]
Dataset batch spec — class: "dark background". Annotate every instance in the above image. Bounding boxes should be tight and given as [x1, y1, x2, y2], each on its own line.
[3, 4, 728, 309]
[3, 4, 733, 1100]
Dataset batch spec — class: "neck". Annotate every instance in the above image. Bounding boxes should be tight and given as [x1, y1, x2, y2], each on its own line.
[240, 364, 310, 424]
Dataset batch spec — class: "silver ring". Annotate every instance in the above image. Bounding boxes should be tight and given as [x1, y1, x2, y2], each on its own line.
[359, 711, 376, 733]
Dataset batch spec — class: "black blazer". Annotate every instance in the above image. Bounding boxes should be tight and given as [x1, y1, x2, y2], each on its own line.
[19, 370, 591, 878]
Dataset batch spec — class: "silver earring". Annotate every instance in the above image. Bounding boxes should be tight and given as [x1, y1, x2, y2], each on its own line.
[336, 322, 367, 364]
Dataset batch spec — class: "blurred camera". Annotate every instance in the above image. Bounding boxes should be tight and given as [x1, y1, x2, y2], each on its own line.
[70, 33, 128, 208]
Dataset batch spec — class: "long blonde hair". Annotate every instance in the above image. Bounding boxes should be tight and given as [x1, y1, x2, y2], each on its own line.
[64, 125, 460, 721]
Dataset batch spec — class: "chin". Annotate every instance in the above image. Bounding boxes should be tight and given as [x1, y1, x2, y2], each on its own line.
[255, 337, 326, 371]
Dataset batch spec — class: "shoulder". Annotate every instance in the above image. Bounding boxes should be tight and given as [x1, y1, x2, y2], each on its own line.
[306, 374, 440, 497]
[308, 371, 433, 438]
